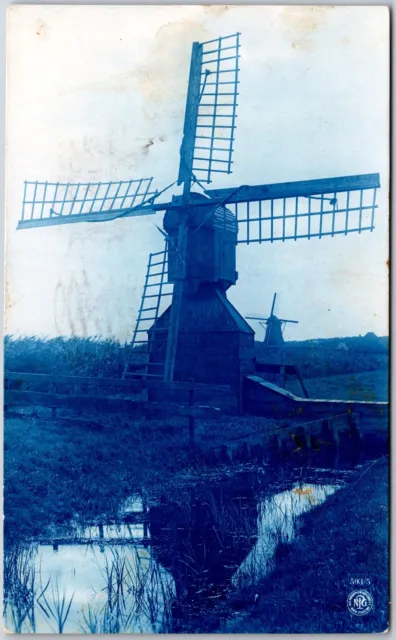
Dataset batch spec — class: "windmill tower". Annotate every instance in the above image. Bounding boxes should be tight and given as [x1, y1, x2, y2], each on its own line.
[247, 293, 298, 346]
[17, 32, 380, 406]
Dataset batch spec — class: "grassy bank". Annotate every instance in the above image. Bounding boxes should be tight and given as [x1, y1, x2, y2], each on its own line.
[216, 456, 389, 633]
[4, 412, 277, 542]
[4, 414, 189, 541]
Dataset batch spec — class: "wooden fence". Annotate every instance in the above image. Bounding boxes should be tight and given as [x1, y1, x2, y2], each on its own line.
[4, 371, 230, 394]
[3, 372, 229, 441]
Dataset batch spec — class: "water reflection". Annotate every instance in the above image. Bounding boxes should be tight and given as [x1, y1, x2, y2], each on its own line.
[4, 542, 173, 633]
[4, 476, 342, 634]
[149, 473, 259, 630]
[234, 483, 338, 588]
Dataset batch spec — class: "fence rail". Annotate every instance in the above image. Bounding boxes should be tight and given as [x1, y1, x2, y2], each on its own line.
[4, 371, 230, 394]
[4, 390, 222, 419]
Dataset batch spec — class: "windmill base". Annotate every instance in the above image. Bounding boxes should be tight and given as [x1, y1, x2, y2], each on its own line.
[147, 283, 255, 411]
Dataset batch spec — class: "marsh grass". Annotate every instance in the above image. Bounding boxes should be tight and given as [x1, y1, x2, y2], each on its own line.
[4, 544, 37, 633]
[4, 335, 140, 378]
[79, 546, 174, 634]
[37, 579, 74, 634]
[5, 335, 388, 380]
[4, 541, 175, 634]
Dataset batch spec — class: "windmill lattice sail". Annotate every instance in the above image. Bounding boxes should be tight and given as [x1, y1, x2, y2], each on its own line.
[178, 33, 240, 187]
[205, 173, 380, 243]
[19, 178, 157, 229]
[123, 241, 173, 379]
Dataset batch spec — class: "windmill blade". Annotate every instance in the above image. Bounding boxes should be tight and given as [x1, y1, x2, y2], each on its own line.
[178, 33, 240, 189]
[278, 318, 299, 324]
[246, 316, 269, 322]
[205, 173, 380, 243]
[18, 177, 159, 230]
[270, 293, 277, 316]
[131, 238, 173, 350]
[124, 236, 173, 378]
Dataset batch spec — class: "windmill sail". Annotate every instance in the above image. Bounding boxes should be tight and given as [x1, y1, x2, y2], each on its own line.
[18, 178, 157, 229]
[205, 173, 380, 243]
[178, 33, 240, 188]
[124, 240, 173, 378]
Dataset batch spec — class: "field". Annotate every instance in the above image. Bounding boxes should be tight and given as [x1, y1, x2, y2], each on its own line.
[287, 369, 388, 402]
[5, 335, 389, 380]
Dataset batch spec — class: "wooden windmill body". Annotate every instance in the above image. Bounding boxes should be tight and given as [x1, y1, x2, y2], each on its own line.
[17, 32, 381, 408]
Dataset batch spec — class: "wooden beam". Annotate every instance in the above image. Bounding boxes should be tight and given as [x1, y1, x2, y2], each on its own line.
[163, 217, 189, 382]
[16, 205, 160, 230]
[4, 371, 230, 393]
[4, 390, 223, 418]
[205, 173, 381, 205]
[5, 371, 144, 389]
[177, 42, 203, 187]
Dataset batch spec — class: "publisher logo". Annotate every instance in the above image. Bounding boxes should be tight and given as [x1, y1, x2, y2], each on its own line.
[347, 589, 373, 616]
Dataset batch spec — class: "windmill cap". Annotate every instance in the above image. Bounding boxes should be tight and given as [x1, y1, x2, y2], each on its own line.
[164, 196, 237, 233]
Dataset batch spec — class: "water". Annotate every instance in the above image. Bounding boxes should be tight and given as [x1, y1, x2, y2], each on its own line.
[4, 469, 344, 634]
[234, 483, 338, 588]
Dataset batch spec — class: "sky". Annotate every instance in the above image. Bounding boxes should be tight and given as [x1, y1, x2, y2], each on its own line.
[6, 5, 389, 342]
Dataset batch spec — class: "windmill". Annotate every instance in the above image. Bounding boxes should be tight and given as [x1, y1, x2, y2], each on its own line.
[246, 293, 298, 346]
[17, 32, 380, 399]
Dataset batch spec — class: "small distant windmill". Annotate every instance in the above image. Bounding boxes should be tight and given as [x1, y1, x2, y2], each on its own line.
[17, 32, 380, 396]
[246, 293, 298, 346]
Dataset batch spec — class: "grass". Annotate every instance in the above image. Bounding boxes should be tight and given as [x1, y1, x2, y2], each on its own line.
[286, 369, 388, 402]
[37, 579, 74, 634]
[3, 544, 37, 633]
[256, 339, 388, 379]
[4, 413, 189, 543]
[5, 335, 389, 381]
[78, 547, 173, 633]
[4, 335, 143, 378]
[4, 410, 277, 544]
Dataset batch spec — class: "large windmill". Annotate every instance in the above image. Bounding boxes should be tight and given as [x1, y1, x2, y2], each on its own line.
[247, 293, 298, 346]
[18, 32, 380, 397]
